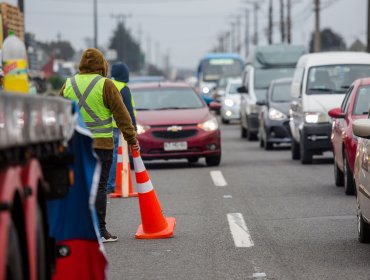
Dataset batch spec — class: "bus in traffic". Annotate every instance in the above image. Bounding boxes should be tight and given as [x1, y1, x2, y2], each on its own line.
[196, 53, 244, 104]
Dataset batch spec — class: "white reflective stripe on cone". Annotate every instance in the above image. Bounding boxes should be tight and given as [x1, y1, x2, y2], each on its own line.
[137, 180, 154, 194]
[133, 156, 146, 173]
[117, 154, 123, 163]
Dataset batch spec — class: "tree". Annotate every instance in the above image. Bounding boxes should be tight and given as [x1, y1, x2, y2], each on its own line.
[109, 22, 144, 72]
[38, 40, 75, 60]
[309, 28, 346, 52]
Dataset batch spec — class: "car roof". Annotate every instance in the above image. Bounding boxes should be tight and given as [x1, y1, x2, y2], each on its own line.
[297, 52, 370, 68]
[130, 82, 192, 90]
[270, 77, 293, 85]
[357, 77, 370, 86]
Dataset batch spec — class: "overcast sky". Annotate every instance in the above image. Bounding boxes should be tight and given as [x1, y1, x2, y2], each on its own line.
[9, 0, 368, 69]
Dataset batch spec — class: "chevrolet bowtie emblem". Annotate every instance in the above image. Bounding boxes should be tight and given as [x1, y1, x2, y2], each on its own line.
[167, 125, 183, 132]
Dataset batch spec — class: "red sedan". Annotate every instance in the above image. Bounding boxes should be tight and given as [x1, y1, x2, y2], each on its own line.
[329, 78, 370, 195]
[130, 82, 221, 166]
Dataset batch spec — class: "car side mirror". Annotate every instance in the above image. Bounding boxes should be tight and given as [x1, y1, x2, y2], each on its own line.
[237, 85, 248, 94]
[353, 119, 370, 138]
[256, 100, 267, 106]
[209, 101, 221, 111]
[328, 107, 345, 119]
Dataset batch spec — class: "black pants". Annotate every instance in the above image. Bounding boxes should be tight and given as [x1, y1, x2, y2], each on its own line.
[94, 149, 113, 233]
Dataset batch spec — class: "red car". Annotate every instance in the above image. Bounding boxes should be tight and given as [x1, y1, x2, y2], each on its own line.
[130, 82, 221, 166]
[329, 78, 370, 195]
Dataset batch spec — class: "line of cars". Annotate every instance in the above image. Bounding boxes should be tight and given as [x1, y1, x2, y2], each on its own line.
[233, 48, 370, 244]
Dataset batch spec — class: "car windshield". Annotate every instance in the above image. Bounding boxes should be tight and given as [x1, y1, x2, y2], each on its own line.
[228, 83, 241, 95]
[271, 82, 292, 102]
[353, 85, 370, 115]
[132, 88, 205, 110]
[202, 59, 243, 82]
[254, 68, 295, 89]
[307, 65, 370, 95]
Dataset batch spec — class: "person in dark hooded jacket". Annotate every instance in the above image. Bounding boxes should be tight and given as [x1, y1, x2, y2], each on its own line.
[107, 62, 137, 193]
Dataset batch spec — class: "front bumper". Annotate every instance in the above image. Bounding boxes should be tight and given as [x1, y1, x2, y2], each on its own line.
[302, 123, 332, 152]
[138, 127, 221, 160]
[265, 120, 291, 143]
[221, 106, 240, 120]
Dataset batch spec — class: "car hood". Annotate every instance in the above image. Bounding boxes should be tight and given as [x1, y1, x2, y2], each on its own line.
[136, 107, 211, 126]
[305, 94, 346, 114]
[269, 101, 291, 116]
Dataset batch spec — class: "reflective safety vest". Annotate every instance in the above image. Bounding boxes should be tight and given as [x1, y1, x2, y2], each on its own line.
[112, 79, 136, 128]
[64, 74, 113, 138]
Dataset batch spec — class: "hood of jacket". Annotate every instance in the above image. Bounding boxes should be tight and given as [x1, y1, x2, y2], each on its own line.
[78, 48, 107, 77]
[111, 62, 129, 83]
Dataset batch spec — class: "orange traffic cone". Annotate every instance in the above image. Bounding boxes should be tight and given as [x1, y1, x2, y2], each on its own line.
[132, 149, 176, 239]
[110, 133, 138, 198]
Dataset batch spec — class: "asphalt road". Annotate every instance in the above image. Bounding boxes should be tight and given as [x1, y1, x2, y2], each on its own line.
[105, 121, 370, 280]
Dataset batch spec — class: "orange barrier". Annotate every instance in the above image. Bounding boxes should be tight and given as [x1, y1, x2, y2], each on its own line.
[132, 149, 176, 239]
[110, 133, 138, 198]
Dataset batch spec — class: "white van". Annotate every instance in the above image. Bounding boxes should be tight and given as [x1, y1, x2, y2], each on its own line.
[290, 52, 370, 164]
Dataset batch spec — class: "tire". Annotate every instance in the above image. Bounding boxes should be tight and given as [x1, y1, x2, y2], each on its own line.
[247, 130, 257, 141]
[6, 220, 24, 280]
[334, 155, 344, 187]
[300, 137, 312, 164]
[343, 153, 355, 195]
[241, 125, 247, 138]
[206, 154, 221, 166]
[357, 200, 370, 243]
[265, 141, 273, 150]
[221, 117, 229, 124]
[187, 158, 199, 164]
[37, 205, 47, 280]
[291, 139, 300, 160]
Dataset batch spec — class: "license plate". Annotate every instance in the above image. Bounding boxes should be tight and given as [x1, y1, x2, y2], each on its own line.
[164, 141, 188, 151]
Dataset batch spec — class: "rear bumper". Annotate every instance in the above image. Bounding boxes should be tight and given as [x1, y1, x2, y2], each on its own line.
[302, 123, 332, 152]
[138, 129, 221, 160]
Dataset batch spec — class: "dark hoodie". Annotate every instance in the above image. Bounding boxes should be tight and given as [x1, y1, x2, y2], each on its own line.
[111, 62, 137, 130]
[60, 48, 137, 149]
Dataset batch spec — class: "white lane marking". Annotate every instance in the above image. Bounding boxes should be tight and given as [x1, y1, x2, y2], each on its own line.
[253, 272, 267, 279]
[210, 170, 227, 187]
[223, 195, 233, 198]
[227, 213, 254, 247]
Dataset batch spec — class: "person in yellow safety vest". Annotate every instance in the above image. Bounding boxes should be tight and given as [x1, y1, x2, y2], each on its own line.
[107, 62, 137, 193]
[59, 48, 139, 243]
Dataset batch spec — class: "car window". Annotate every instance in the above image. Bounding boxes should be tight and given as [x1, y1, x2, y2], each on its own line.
[353, 85, 370, 115]
[271, 82, 292, 102]
[341, 86, 354, 113]
[228, 83, 241, 95]
[307, 64, 370, 95]
[132, 88, 205, 110]
[254, 68, 295, 89]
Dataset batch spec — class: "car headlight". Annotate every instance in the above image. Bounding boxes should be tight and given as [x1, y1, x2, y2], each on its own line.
[224, 98, 234, 107]
[137, 124, 150, 135]
[269, 108, 287, 120]
[198, 117, 218, 131]
[304, 112, 329, 124]
[202, 87, 210, 94]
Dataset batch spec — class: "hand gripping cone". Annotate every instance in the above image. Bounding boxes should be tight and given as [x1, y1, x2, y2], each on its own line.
[132, 149, 176, 239]
[110, 133, 138, 198]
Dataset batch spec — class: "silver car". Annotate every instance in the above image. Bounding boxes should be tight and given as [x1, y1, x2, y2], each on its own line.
[220, 78, 241, 124]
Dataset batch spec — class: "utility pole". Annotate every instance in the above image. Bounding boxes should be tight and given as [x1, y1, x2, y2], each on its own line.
[367, 0, 370, 52]
[280, 0, 285, 43]
[236, 15, 242, 54]
[93, 0, 97, 48]
[218, 34, 225, 52]
[287, 0, 292, 44]
[244, 9, 250, 59]
[147, 36, 151, 66]
[268, 0, 273, 44]
[314, 0, 321, 52]
[230, 22, 236, 52]
[253, 2, 259, 45]
[156, 42, 160, 67]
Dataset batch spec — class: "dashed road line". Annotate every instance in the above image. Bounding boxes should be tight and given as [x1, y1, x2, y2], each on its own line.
[223, 195, 233, 198]
[210, 170, 227, 187]
[227, 213, 254, 248]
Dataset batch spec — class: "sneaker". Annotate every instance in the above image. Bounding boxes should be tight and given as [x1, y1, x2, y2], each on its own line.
[101, 229, 118, 243]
